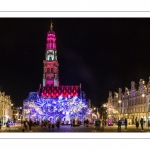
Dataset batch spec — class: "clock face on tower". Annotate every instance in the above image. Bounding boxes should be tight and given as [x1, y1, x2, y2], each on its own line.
[46, 50, 54, 60]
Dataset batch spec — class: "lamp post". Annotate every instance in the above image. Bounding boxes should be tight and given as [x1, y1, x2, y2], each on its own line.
[118, 100, 122, 120]
[19, 107, 22, 126]
[141, 94, 146, 125]
[94, 107, 99, 120]
[20, 115, 22, 126]
[146, 95, 150, 126]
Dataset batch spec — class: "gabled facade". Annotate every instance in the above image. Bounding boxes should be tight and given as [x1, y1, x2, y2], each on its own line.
[106, 77, 150, 125]
[0, 92, 13, 125]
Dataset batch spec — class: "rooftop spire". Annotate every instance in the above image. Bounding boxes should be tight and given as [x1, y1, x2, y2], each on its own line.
[50, 19, 53, 31]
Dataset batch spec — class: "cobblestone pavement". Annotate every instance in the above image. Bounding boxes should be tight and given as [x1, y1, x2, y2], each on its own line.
[1, 124, 150, 133]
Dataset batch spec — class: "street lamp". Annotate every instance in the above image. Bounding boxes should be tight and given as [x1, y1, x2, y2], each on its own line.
[20, 115, 22, 126]
[93, 107, 98, 119]
[118, 100, 122, 120]
[118, 100, 122, 103]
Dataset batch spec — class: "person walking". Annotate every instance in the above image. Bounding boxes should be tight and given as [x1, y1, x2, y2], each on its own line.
[56, 120, 60, 129]
[136, 121, 139, 131]
[86, 119, 89, 127]
[102, 120, 105, 131]
[0, 120, 2, 131]
[73, 119, 75, 127]
[125, 118, 127, 131]
[148, 120, 150, 131]
[70, 119, 73, 127]
[23, 120, 27, 132]
[52, 122, 55, 131]
[140, 118, 144, 131]
[117, 120, 119, 131]
[118, 120, 121, 132]
[48, 121, 51, 131]
[28, 119, 32, 132]
[84, 119, 86, 126]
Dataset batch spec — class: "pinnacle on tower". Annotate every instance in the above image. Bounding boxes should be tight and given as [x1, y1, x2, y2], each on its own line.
[50, 19, 53, 31]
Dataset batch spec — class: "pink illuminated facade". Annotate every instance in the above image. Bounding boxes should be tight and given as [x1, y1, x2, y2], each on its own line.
[43, 21, 59, 87]
[39, 21, 84, 99]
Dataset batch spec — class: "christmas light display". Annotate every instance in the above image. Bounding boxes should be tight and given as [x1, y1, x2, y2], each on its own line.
[23, 92, 88, 123]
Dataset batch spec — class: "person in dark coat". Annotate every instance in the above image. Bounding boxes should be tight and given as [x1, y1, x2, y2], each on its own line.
[56, 120, 60, 129]
[118, 120, 121, 131]
[52, 123, 55, 130]
[73, 119, 75, 126]
[23, 120, 28, 131]
[86, 119, 89, 127]
[28, 119, 32, 131]
[84, 119, 86, 126]
[140, 118, 144, 131]
[148, 120, 150, 129]
[47, 121, 51, 131]
[70, 120, 73, 127]
[125, 118, 127, 130]
[136, 121, 139, 131]
[0, 120, 2, 130]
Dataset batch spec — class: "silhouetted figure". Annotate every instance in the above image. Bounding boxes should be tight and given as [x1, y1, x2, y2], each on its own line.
[23, 120, 28, 131]
[84, 119, 86, 126]
[0, 120, 2, 131]
[86, 119, 89, 127]
[136, 121, 139, 131]
[56, 120, 60, 129]
[29, 119, 32, 131]
[73, 119, 75, 126]
[48, 121, 51, 131]
[52, 123, 55, 130]
[140, 118, 144, 131]
[118, 120, 121, 132]
[148, 121, 150, 128]
[125, 118, 127, 130]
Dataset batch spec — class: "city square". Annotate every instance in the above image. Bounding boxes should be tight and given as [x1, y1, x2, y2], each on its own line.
[1, 18, 150, 133]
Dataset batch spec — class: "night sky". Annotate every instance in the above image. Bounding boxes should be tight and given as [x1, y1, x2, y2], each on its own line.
[1, 18, 150, 107]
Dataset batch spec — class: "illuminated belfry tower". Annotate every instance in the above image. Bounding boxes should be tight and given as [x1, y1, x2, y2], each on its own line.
[38, 21, 81, 99]
[23, 21, 89, 123]
[43, 20, 59, 87]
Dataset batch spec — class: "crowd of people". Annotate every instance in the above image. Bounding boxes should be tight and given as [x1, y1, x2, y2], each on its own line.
[23, 119, 61, 132]
[117, 117, 150, 132]
[2, 117, 150, 132]
[70, 119, 81, 127]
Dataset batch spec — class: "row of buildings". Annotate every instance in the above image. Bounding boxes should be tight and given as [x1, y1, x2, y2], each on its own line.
[0, 91, 22, 125]
[0, 91, 12, 124]
[104, 77, 150, 125]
